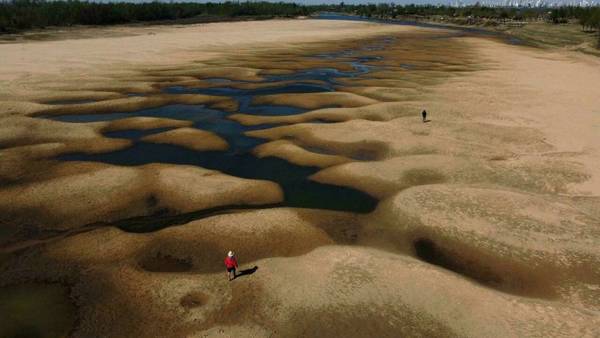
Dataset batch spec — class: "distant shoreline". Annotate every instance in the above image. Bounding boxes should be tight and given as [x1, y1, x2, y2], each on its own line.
[0, 0, 310, 35]
[314, 12, 600, 56]
[0, 15, 300, 43]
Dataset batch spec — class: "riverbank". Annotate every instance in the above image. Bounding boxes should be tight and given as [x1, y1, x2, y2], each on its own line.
[316, 13, 600, 56]
[1, 18, 599, 337]
[0, 18, 409, 84]
[431, 19, 600, 56]
[0, 15, 282, 43]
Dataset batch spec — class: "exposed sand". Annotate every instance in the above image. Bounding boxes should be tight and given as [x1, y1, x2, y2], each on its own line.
[442, 38, 600, 195]
[0, 162, 283, 245]
[251, 92, 379, 109]
[0, 19, 415, 83]
[141, 128, 229, 152]
[253, 140, 353, 168]
[1, 18, 599, 337]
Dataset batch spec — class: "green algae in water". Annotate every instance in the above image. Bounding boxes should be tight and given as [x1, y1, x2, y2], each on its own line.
[0, 284, 75, 338]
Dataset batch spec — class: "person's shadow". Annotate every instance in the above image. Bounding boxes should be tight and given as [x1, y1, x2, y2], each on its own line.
[235, 266, 258, 279]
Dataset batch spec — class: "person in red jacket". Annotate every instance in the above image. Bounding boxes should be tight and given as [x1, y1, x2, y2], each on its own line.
[224, 251, 238, 281]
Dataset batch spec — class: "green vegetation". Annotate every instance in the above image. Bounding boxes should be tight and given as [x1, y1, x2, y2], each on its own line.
[323, 3, 599, 26]
[324, 3, 600, 49]
[334, 3, 549, 21]
[1, 0, 599, 49]
[0, 283, 76, 338]
[505, 22, 600, 55]
[0, 0, 310, 33]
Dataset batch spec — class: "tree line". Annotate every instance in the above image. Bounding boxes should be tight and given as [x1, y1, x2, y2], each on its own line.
[0, 0, 310, 33]
[327, 3, 600, 46]
[1, 0, 599, 44]
[334, 3, 548, 21]
[330, 3, 600, 28]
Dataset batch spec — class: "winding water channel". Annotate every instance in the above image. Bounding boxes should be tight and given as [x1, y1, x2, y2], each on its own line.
[43, 38, 394, 219]
[40, 15, 520, 228]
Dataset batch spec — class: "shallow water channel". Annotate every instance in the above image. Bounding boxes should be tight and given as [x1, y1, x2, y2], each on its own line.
[39, 16, 522, 230]
[44, 41, 398, 219]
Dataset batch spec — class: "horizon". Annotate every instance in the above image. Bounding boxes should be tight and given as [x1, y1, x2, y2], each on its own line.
[2, 0, 600, 7]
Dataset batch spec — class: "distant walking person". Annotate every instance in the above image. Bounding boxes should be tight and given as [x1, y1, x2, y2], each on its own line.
[224, 251, 238, 281]
[422, 109, 427, 122]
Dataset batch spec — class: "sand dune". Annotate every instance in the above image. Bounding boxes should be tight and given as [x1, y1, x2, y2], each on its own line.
[141, 128, 229, 152]
[230, 101, 427, 125]
[253, 140, 353, 168]
[0, 163, 282, 245]
[0, 19, 415, 82]
[3, 208, 597, 336]
[251, 92, 379, 110]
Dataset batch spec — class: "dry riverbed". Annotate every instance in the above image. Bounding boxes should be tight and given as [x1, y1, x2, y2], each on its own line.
[1, 18, 599, 337]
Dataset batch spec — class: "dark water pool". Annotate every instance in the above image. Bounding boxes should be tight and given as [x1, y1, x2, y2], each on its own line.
[104, 127, 175, 140]
[44, 45, 385, 223]
[41, 15, 503, 229]
[43, 98, 98, 105]
[50, 104, 220, 123]
[60, 143, 377, 213]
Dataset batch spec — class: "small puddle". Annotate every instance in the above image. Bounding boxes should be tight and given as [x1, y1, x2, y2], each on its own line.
[205, 77, 233, 84]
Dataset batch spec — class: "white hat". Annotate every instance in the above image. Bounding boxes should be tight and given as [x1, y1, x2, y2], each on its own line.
[228, 251, 234, 257]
